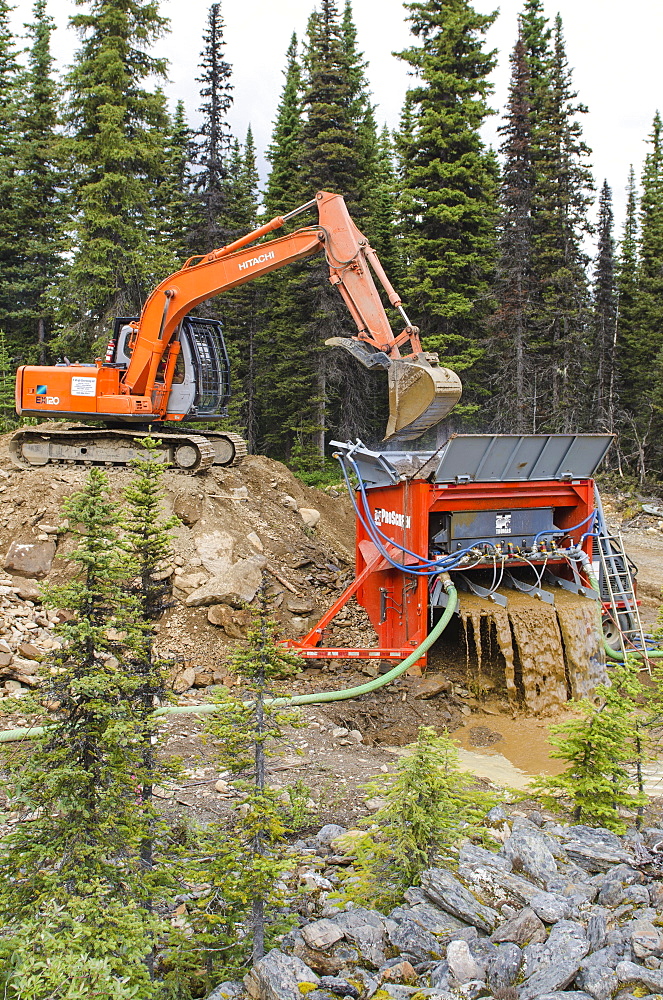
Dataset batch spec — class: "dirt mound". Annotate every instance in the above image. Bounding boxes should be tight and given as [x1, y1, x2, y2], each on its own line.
[0, 432, 363, 688]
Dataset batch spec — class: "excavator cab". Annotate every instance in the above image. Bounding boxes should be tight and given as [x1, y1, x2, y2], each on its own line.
[110, 315, 231, 421]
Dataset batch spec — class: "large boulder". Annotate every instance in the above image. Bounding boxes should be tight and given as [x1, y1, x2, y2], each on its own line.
[446, 939, 486, 984]
[502, 827, 558, 884]
[387, 917, 445, 961]
[4, 540, 56, 579]
[421, 869, 499, 934]
[330, 908, 387, 968]
[194, 530, 235, 574]
[173, 490, 204, 527]
[301, 919, 345, 951]
[207, 604, 253, 636]
[244, 949, 318, 1000]
[187, 555, 267, 608]
[560, 826, 633, 872]
[518, 957, 586, 1000]
[491, 907, 547, 946]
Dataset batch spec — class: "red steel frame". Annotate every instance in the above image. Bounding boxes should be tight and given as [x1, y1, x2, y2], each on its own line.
[288, 477, 595, 666]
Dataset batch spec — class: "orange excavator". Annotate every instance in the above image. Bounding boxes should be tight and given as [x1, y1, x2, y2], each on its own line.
[11, 191, 462, 472]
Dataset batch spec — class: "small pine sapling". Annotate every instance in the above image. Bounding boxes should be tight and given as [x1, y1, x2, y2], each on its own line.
[0, 469, 166, 998]
[123, 436, 181, 970]
[340, 726, 497, 909]
[181, 592, 303, 983]
[534, 658, 647, 832]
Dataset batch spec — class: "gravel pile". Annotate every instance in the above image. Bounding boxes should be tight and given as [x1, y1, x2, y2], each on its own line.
[216, 810, 663, 1000]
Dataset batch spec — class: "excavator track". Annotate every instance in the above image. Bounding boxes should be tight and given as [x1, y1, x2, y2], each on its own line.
[201, 430, 248, 466]
[7, 426, 248, 474]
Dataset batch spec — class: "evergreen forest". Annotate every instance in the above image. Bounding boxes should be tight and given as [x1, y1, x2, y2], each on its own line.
[0, 0, 661, 479]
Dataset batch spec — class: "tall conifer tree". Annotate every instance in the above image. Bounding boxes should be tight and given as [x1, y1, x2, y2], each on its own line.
[261, 1, 382, 460]
[59, 0, 171, 351]
[491, 29, 534, 432]
[628, 113, 663, 474]
[218, 129, 262, 450]
[264, 33, 302, 217]
[0, 470, 165, 996]
[615, 166, 639, 427]
[523, 13, 593, 430]
[155, 100, 193, 262]
[11, 0, 65, 358]
[189, 2, 234, 253]
[260, 35, 306, 458]
[591, 180, 617, 431]
[395, 0, 499, 422]
[0, 1, 22, 346]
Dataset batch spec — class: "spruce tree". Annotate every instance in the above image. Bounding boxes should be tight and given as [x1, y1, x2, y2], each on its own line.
[369, 125, 402, 285]
[300, 0, 388, 455]
[10, 0, 65, 359]
[155, 100, 194, 262]
[180, 599, 301, 979]
[526, 13, 593, 431]
[615, 165, 639, 410]
[188, 2, 234, 253]
[263, 33, 302, 218]
[259, 35, 310, 459]
[519, 0, 551, 124]
[0, 2, 22, 349]
[395, 0, 499, 421]
[261, 2, 383, 460]
[535, 659, 647, 832]
[491, 29, 534, 432]
[217, 129, 262, 450]
[300, 0, 366, 212]
[122, 439, 178, 941]
[0, 469, 164, 997]
[58, 0, 171, 352]
[591, 180, 617, 431]
[623, 113, 663, 476]
[341, 727, 495, 909]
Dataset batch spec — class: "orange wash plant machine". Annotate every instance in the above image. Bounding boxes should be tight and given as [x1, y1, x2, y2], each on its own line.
[288, 434, 633, 667]
[11, 191, 460, 472]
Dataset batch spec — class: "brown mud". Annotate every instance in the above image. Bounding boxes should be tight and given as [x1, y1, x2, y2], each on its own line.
[454, 588, 604, 716]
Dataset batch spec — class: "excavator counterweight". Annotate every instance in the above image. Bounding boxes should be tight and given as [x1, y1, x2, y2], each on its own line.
[11, 191, 462, 471]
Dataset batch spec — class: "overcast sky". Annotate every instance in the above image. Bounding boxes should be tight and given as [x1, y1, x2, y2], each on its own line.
[10, 0, 663, 244]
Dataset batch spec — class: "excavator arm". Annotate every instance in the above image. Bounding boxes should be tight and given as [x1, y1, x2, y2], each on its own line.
[123, 190, 462, 442]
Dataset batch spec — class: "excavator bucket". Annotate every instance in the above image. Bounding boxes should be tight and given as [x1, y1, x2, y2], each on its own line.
[326, 338, 462, 442]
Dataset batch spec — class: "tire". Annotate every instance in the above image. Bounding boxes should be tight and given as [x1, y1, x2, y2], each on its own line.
[602, 611, 635, 653]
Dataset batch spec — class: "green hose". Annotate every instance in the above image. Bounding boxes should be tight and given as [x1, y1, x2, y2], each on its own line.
[0, 585, 458, 743]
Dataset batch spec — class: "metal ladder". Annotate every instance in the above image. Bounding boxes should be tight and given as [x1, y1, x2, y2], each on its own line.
[593, 485, 650, 669]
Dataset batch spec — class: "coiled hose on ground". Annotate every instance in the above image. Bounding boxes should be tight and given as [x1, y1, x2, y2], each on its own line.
[0, 582, 458, 743]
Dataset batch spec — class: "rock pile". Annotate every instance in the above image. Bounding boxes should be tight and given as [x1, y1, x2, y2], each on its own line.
[224, 812, 663, 1000]
[0, 449, 360, 692]
[0, 576, 61, 700]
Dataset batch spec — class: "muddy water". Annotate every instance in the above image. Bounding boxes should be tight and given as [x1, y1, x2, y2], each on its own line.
[456, 587, 606, 716]
[453, 711, 569, 778]
[553, 589, 605, 699]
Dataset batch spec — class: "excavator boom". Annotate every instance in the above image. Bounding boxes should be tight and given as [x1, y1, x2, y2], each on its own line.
[14, 191, 462, 462]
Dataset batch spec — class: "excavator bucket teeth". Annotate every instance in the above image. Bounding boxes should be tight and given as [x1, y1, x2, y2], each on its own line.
[326, 337, 462, 442]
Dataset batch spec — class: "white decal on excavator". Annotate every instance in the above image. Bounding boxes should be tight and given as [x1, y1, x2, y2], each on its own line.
[374, 507, 411, 529]
[238, 250, 276, 272]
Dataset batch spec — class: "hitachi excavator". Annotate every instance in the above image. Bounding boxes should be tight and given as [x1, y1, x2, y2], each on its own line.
[10, 190, 462, 473]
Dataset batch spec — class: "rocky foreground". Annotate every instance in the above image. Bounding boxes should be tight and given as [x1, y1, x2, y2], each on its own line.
[210, 810, 663, 1000]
